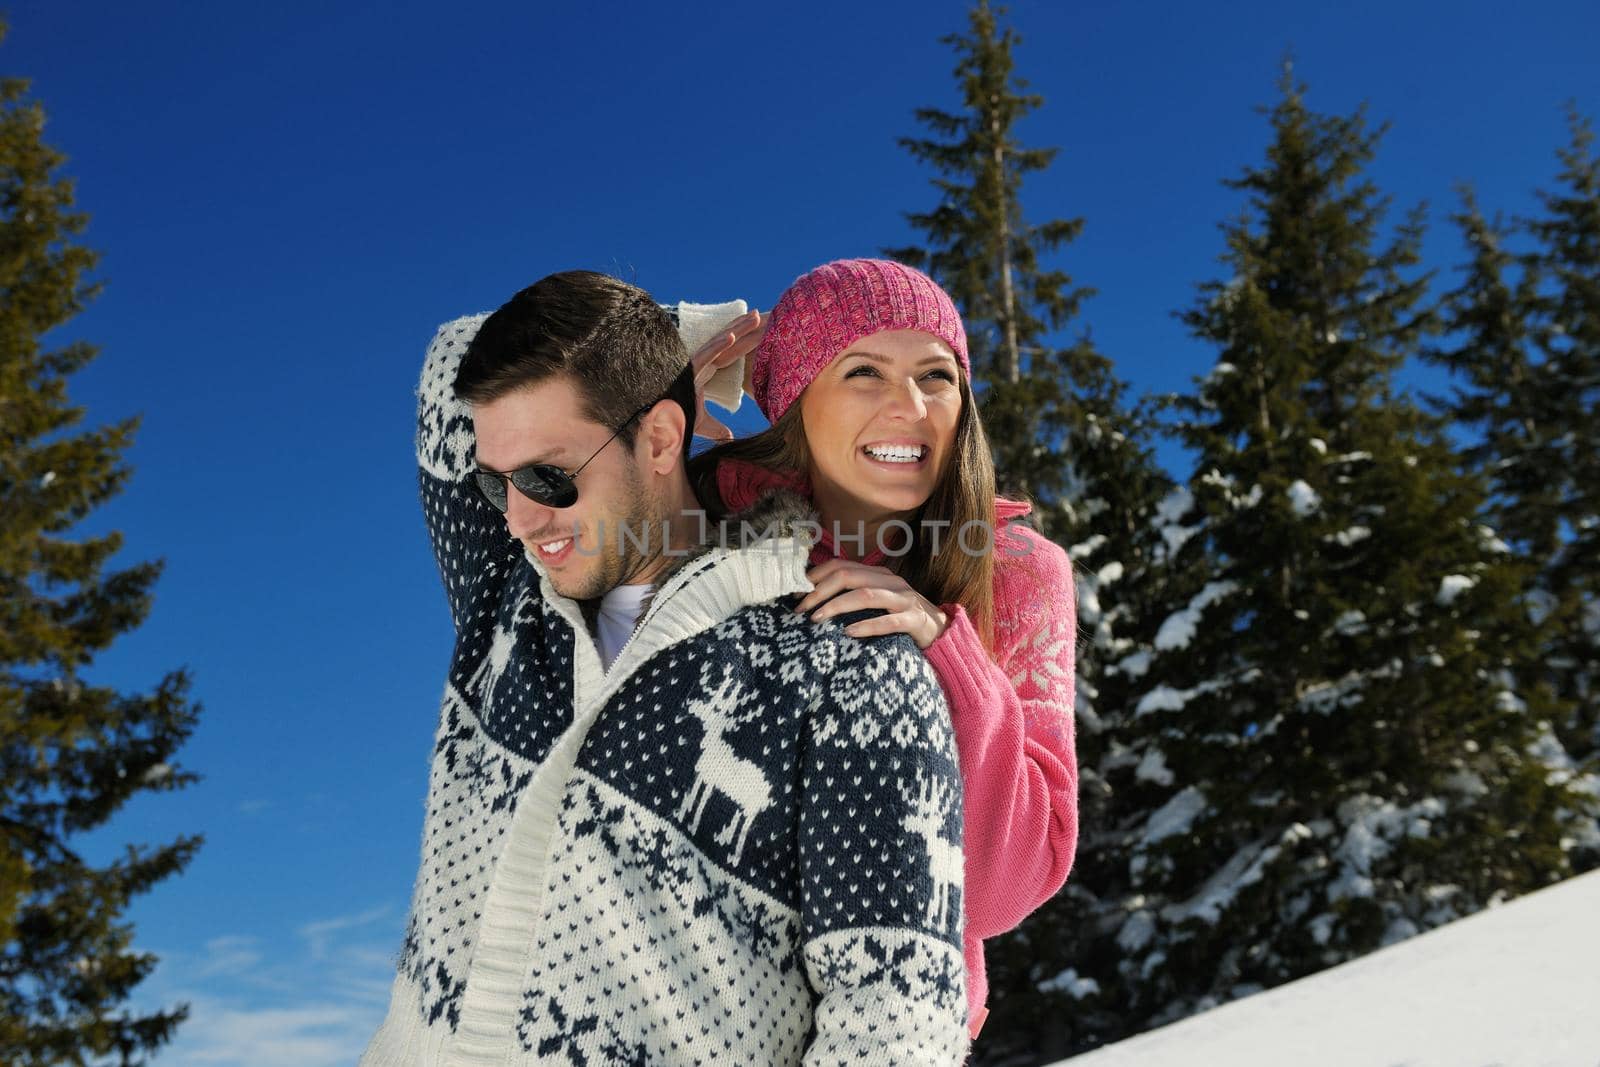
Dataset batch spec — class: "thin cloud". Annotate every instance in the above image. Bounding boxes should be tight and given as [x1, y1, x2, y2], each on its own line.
[129, 904, 402, 1066]
[164, 1001, 377, 1067]
[195, 936, 263, 979]
[298, 904, 393, 961]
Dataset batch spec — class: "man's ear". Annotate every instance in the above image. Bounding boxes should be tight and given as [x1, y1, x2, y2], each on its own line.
[639, 399, 687, 476]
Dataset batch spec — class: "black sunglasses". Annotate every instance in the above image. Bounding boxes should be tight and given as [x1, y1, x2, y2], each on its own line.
[471, 368, 688, 512]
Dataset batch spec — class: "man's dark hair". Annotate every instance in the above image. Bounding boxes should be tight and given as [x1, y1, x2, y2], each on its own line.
[454, 270, 695, 449]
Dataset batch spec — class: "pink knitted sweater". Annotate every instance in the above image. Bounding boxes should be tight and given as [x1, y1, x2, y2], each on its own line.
[714, 460, 1081, 1034]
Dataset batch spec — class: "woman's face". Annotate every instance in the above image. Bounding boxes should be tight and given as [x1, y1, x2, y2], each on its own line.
[798, 329, 963, 518]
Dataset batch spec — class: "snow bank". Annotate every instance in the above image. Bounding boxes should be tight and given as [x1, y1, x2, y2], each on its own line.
[1051, 868, 1600, 1067]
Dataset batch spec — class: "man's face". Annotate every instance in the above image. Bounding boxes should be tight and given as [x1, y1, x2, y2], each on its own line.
[473, 375, 659, 600]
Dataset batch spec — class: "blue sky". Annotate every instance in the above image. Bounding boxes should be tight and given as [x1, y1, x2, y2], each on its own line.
[7, 1, 1598, 1063]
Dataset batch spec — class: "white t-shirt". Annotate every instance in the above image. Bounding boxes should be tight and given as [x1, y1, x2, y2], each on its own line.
[595, 582, 654, 670]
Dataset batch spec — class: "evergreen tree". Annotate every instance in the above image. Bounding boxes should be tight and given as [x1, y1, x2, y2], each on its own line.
[1426, 109, 1600, 802]
[1427, 191, 1557, 553]
[1524, 111, 1600, 771]
[886, 0, 1106, 542]
[972, 414, 1190, 1066]
[1043, 69, 1596, 1056]
[0, 22, 202, 1064]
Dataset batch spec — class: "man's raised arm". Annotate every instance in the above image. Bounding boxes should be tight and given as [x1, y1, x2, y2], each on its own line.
[415, 315, 521, 634]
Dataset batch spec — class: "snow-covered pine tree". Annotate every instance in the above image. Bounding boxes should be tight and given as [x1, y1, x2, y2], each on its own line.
[970, 390, 1187, 1066]
[969, 436, 1207, 1065]
[1425, 111, 1600, 861]
[1524, 111, 1600, 777]
[0, 22, 202, 1063]
[1426, 190, 1557, 558]
[1101, 69, 1596, 1042]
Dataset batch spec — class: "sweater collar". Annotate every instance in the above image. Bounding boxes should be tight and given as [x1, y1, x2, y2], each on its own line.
[525, 486, 817, 696]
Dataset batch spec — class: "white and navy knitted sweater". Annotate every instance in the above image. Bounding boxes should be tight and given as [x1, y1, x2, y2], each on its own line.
[361, 312, 969, 1066]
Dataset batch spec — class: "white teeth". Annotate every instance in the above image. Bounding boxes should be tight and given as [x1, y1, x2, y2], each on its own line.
[864, 445, 925, 463]
[538, 539, 571, 554]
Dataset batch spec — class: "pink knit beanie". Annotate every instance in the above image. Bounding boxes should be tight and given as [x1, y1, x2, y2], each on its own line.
[750, 258, 969, 423]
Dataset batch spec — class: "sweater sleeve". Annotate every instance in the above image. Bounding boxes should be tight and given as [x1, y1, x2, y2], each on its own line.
[799, 624, 970, 1065]
[668, 299, 748, 413]
[921, 535, 1079, 941]
[415, 316, 522, 635]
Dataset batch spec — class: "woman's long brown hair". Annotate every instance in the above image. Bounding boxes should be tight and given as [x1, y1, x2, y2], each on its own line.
[687, 372, 1001, 655]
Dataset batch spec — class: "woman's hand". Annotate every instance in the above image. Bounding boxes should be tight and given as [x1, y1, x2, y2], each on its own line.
[796, 558, 950, 649]
[689, 309, 765, 442]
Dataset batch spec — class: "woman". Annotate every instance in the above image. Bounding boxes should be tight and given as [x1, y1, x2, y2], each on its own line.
[686, 258, 1079, 1041]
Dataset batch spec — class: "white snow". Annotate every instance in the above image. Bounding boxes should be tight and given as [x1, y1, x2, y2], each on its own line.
[1070, 533, 1109, 561]
[1436, 573, 1478, 606]
[1078, 582, 1104, 627]
[1442, 769, 1488, 798]
[1328, 794, 1445, 903]
[1101, 741, 1141, 772]
[1038, 968, 1102, 999]
[1117, 910, 1157, 953]
[1380, 916, 1420, 946]
[1153, 611, 1197, 651]
[1332, 609, 1368, 636]
[1326, 524, 1371, 547]
[1141, 786, 1207, 845]
[1527, 722, 1578, 786]
[1476, 524, 1511, 553]
[1135, 748, 1175, 786]
[1136, 676, 1229, 718]
[1113, 650, 1152, 679]
[1516, 588, 1555, 630]
[1160, 522, 1197, 557]
[1199, 468, 1264, 509]
[1158, 828, 1302, 925]
[1155, 486, 1193, 525]
[1494, 689, 1528, 714]
[1135, 686, 1187, 716]
[1287, 479, 1321, 516]
[1297, 669, 1368, 714]
[1052, 869, 1600, 1067]
[1154, 581, 1238, 651]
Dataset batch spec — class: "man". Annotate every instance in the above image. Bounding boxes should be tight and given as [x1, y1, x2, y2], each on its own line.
[362, 271, 969, 1065]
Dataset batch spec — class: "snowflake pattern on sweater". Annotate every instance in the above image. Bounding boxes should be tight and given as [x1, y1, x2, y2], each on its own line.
[362, 313, 969, 1066]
